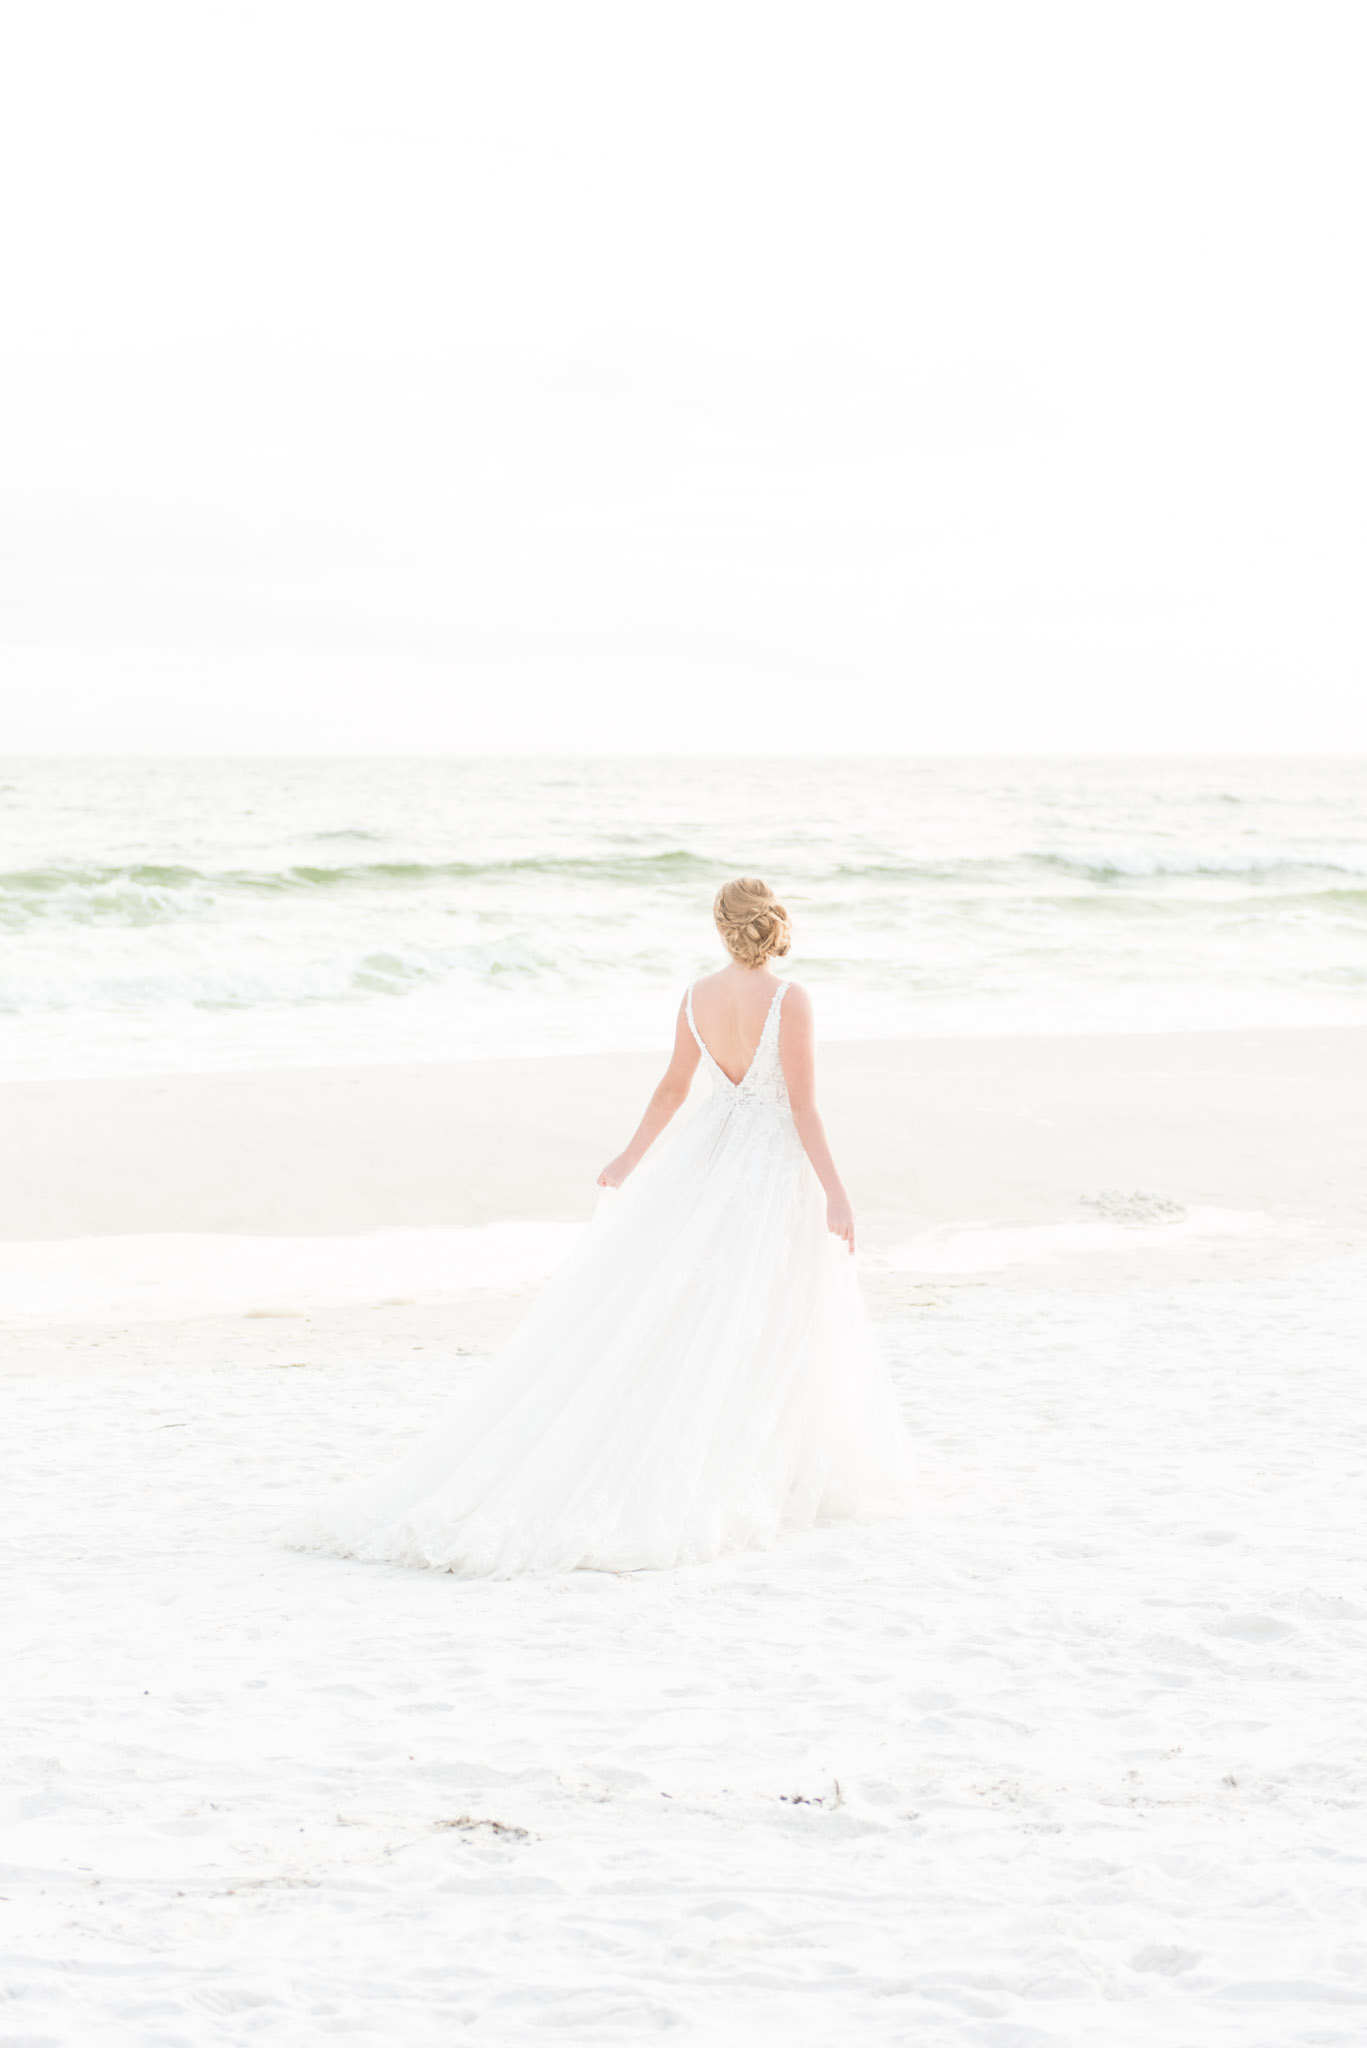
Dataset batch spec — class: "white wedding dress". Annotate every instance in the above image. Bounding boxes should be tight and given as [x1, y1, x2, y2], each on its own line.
[282, 981, 913, 1577]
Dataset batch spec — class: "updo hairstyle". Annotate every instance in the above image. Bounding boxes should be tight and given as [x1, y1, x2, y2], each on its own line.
[713, 877, 792, 967]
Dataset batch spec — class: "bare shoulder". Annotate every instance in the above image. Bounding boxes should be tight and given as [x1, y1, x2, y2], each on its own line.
[777, 980, 815, 1088]
[779, 979, 814, 1029]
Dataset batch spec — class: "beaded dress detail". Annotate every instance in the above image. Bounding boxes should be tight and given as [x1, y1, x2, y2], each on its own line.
[282, 980, 913, 1577]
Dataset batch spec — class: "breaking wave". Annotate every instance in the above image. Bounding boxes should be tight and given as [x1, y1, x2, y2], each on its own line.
[2, 754, 1365, 1074]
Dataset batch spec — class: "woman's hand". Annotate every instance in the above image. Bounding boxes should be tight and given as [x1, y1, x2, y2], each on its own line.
[826, 1190, 855, 1254]
[597, 1154, 634, 1189]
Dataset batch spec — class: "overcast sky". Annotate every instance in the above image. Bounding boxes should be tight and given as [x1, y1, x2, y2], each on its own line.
[1, 0, 1363, 754]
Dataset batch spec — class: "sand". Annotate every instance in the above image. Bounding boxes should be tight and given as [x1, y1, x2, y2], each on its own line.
[4, 1030, 1366, 2044]
[7, 1027, 1366, 1243]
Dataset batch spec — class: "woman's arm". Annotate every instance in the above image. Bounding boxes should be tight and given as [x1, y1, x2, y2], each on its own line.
[779, 983, 855, 1252]
[597, 997, 701, 1187]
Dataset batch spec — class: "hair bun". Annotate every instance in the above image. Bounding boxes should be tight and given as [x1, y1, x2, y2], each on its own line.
[712, 877, 792, 966]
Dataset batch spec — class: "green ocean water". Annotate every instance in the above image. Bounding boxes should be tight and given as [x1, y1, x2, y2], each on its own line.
[2, 755, 1365, 1078]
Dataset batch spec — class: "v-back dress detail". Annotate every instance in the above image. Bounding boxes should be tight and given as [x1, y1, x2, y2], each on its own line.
[281, 979, 913, 1578]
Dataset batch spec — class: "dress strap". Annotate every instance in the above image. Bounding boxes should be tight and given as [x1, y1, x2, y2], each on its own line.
[756, 978, 788, 1047]
[684, 980, 706, 1054]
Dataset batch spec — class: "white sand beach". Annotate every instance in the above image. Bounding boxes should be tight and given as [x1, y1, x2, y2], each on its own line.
[5, 1028, 1366, 2043]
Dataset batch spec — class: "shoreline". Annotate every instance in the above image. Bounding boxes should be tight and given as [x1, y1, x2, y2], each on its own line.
[4, 1025, 1365, 1246]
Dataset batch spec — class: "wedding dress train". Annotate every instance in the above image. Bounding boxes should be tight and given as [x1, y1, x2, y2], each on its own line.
[281, 981, 913, 1577]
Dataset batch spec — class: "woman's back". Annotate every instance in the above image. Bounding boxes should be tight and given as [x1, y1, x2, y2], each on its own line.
[688, 964, 788, 1086]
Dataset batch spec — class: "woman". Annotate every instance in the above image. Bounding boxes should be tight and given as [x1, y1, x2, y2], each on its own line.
[283, 878, 913, 1577]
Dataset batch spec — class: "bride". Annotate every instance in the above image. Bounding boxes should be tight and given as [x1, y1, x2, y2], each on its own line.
[283, 877, 913, 1577]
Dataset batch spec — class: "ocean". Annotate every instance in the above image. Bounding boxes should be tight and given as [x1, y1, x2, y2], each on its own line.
[2, 756, 1365, 1081]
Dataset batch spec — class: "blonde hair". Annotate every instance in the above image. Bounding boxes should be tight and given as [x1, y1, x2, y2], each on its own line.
[713, 877, 792, 967]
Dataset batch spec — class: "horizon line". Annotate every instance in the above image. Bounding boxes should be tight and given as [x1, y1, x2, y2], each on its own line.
[6, 749, 1366, 765]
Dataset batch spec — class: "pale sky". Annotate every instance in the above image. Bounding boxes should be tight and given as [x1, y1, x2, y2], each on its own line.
[1, 0, 1363, 754]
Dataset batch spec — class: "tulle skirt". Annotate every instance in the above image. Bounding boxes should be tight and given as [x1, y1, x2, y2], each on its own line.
[279, 1096, 914, 1577]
